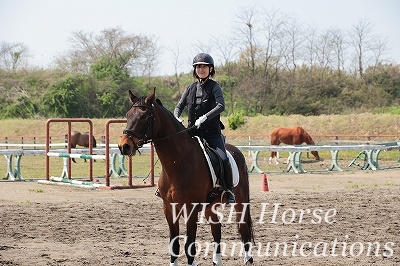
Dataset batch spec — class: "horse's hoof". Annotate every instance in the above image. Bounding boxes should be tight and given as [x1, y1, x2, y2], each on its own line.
[213, 253, 222, 265]
[245, 256, 254, 265]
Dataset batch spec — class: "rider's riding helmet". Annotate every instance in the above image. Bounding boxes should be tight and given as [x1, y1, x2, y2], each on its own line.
[192, 53, 215, 78]
[192, 53, 214, 66]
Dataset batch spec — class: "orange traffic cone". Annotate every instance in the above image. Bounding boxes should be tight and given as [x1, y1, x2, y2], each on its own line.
[262, 173, 269, 192]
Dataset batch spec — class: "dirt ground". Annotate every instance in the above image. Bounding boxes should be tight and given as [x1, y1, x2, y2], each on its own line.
[1, 169, 400, 266]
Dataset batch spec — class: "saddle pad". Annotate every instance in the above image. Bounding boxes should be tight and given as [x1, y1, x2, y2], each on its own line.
[195, 136, 239, 188]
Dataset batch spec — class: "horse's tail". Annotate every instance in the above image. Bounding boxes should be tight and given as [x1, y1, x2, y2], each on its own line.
[240, 160, 255, 244]
[245, 196, 255, 244]
[227, 144, 255, 244]
[239, 163, 255, 244]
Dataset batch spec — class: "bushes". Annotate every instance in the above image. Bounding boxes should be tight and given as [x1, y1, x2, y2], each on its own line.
[227, 110, 245, 130]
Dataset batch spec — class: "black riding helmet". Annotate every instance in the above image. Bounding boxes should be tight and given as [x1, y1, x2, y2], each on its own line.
[192, 53, 214, 66]
[192, 53, 215, 78]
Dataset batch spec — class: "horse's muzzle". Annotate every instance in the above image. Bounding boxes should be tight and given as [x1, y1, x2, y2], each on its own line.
[118, 143, 132, 156]
[118, 135, 136, 156]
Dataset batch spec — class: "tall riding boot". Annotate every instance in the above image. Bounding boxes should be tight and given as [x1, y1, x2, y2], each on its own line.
[223, 160, 235, 204]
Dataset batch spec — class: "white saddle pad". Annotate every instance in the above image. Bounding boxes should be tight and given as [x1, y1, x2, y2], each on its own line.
[195, 136, 239, 188]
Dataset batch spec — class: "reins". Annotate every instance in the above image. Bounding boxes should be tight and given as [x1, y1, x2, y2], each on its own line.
[152, 125, 195, 143]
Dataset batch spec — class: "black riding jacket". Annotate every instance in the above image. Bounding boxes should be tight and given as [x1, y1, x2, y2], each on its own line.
[174, 79, 225, 134]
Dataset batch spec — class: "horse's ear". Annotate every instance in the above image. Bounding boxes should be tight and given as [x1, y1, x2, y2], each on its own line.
[128, 90, 138, 103]
[145, 87, 156, 105]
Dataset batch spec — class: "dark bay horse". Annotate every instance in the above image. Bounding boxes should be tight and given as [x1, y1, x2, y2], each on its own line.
[69, 131, 97, 163]
[118, 89, 254, 266]
[269, 126, 320, 164]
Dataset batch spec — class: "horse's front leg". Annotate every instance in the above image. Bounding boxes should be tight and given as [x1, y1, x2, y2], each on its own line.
[185, 213, 198, 266]
[165, 205, 180, 265]
[205, 209, 222, 266]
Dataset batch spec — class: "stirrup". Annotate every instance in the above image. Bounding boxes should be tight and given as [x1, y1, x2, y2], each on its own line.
[155, 188, 161, 198]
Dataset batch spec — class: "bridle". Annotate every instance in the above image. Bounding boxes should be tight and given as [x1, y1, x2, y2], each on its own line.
[122, 100, 195, 154]
[122, 103, 155, 150]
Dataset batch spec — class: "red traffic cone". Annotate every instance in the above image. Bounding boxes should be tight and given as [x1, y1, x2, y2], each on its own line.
[262, 173, 269, 192]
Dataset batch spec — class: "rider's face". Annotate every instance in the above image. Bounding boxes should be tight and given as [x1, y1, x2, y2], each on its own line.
[195, 64, 212, 79]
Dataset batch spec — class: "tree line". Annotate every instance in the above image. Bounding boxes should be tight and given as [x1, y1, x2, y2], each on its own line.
[1, 7, 399, 120]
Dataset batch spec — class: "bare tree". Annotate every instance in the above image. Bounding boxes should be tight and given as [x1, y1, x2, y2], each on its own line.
[281, 16, 304, 73]
[136, 35, 160, 79]
[211, 35, 239, 113]
[232, 7, 266, 114]
[259, 9, 289, 111]
[234, 7, 260, 77]
[304, 26, 318, 67]
[167, 43, 185, 96]
[370, 37, 388, 74]
[55, 27, 159, 76]
[261, 9, 288, 73]
[0, 41, 30, 71]
[329, 28, 347, 75]
[348, 19, 375, 77]
[315, 29, 335, 69]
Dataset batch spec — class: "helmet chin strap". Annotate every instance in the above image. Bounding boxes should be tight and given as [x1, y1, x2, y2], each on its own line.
[199, 76, 210, 84]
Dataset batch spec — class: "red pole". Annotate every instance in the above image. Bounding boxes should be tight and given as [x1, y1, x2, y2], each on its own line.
[104, 119, 127, 187]
[262, 173, 269, 192]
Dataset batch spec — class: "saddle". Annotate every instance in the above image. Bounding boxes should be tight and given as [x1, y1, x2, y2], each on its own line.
[196, 137, 227, 204]
[200, 138, 225, 187]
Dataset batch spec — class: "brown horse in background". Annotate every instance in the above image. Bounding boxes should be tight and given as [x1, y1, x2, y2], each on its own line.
[118, 89, 254, 265]
[269, 126, 320, 164]
[69, 131, 97, 163]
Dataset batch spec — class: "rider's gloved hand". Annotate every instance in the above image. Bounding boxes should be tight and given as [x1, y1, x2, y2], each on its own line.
[194, 115, 207, 129]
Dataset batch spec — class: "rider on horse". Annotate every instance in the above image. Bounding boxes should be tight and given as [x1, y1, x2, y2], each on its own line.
[174, 53, 235, 204]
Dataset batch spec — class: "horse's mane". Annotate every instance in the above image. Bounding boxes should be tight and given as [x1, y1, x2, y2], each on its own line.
[154, 98, 186, 131]
[131, 93, 186, 132]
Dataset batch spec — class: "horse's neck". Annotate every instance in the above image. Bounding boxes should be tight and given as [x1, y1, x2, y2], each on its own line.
[304, 134, 315, 144]
[153, 106, 194, 163]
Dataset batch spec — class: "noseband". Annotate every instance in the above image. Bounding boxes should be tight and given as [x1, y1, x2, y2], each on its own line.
[122, 104, 154, 150]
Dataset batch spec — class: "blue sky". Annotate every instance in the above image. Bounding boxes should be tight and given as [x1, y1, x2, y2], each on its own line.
[1, 0, 399, 75]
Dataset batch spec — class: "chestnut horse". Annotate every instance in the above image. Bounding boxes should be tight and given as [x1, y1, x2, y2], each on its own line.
[269, 126, 320, 164]
[69, 131, 97, 163]
[118, 89, 254, 266]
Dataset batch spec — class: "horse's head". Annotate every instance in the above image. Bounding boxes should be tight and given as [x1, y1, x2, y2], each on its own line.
[118, 89, 156, 156]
